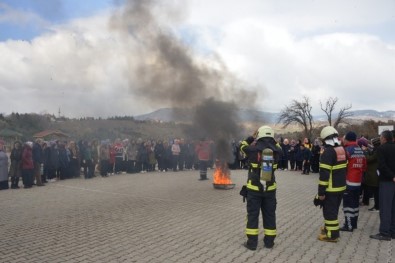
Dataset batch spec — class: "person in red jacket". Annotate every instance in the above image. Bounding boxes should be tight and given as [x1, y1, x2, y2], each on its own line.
[340, 131, 367, 232]
[195, 138, 211, 180]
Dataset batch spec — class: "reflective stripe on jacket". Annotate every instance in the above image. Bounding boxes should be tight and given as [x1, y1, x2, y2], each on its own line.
[318, 146, 347, 195]
[240, 138, 282, 193]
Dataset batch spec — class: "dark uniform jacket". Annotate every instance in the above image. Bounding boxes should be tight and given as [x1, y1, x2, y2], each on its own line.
[240, 137, 282, 192]
[377, 141, 395, 182]
[318, 145, 347, 196]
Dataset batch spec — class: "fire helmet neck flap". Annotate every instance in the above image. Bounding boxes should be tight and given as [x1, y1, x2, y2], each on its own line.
[255, 126, 274, 139]
[320, 126, 340, 146]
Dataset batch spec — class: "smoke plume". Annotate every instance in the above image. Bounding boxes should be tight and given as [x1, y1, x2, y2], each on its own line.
[110, 0, 257, 161]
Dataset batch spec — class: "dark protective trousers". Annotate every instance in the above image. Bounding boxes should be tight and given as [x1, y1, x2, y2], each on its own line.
[379, 181, 395, 237]
[322, 193, 343, 239]
[246, 190, 277, 248]
[342, 188, 360, 229]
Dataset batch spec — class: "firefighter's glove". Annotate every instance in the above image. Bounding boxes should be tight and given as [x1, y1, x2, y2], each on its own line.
[313, 195, 324, 208]
[240, 185, 247, 203]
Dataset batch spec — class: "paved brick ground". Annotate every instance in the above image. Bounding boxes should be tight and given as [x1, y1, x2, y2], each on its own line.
[1, 169, 394, 263]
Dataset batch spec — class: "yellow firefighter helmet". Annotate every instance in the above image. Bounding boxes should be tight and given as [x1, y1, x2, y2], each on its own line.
[256, 126, 274, 139]
[320, 126, 339, 140]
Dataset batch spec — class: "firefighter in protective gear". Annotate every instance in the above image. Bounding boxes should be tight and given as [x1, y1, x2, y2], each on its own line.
[240, 125, 282, 250]
[317, 126, 347, 242]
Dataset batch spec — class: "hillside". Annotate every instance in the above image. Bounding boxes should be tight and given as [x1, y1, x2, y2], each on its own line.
[135, 108, 280, 123]
[135, 108, 395, 124]
[0, 114, 189, 141]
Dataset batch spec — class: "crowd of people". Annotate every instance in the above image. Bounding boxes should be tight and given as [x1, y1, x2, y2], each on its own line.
[0, 137, 220, 189]
[276, 137, 320, 174]
[274, 132, 383, 222]
[0, 133, 383, 193]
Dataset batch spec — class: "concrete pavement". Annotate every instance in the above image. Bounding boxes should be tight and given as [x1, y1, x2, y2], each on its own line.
[1, 169, 394, 263]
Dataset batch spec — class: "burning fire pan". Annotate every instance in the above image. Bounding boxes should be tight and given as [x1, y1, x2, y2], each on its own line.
[213, 183, 236, 190]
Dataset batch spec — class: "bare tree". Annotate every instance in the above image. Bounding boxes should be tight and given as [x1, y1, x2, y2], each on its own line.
[320, 97, 353, 129]
[333, 104, 353, 129]
[320, 97, 338, 126]
[277, 96, 314, 138]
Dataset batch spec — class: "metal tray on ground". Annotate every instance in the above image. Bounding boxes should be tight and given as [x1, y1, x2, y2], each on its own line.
[213, 183, 236, 190]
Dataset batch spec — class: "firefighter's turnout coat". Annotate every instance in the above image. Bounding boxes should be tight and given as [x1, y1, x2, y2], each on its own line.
[240, 137, 282, 248]
[318, 144, 347, 239]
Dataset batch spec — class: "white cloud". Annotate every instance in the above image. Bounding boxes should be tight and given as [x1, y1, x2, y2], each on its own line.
[0, 12, 152, 117]
[215, 24, 395, 114]
[0, 0, 394, 118]
[186, 0, 395, 114]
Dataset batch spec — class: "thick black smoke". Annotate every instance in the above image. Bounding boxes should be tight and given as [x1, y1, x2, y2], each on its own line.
[111, 0, 257, 162]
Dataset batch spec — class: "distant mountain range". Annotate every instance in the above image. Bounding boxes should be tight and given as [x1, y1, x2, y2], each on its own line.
[135, 108, 395, 124]
[315, 110, 395, 123]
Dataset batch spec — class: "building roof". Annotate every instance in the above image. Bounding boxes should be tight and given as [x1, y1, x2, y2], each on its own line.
[33, 129, 69, 139]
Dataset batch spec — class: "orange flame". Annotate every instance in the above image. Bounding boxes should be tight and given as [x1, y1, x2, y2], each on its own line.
[213, 160, 233, 184]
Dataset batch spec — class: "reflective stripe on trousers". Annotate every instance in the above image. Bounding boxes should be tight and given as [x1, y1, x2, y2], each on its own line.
[343, 188, 360, 229]
[245, 190, 277, 247]
[322, 193, 343, 239]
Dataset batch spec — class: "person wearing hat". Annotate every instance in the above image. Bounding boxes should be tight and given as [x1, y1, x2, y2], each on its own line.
[340, 131, 366, 232]
[317, 126, 347, 242]
[240, 126, 282, 250]
[0, 139, 9, 190]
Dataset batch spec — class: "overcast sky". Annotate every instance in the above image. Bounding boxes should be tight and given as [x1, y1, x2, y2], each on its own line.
[0, 0, 394, 118]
